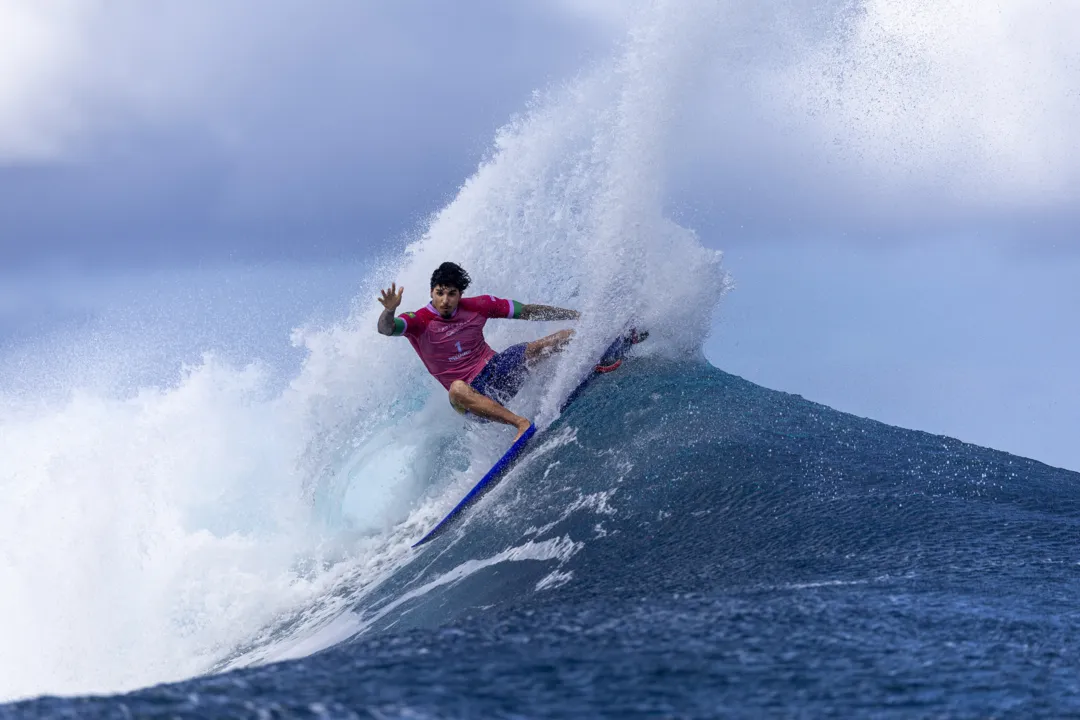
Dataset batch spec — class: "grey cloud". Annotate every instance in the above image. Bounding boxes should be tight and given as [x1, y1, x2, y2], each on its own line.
[2, 0, 1078, 271]
[0, 1, 616, 269]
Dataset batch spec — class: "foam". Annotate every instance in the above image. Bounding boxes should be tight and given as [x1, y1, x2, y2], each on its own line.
[0, 0, 728, 701]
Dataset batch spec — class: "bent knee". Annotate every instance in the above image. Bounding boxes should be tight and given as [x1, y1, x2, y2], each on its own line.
[448, 380, 470, 402]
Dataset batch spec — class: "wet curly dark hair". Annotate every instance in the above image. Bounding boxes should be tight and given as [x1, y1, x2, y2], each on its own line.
[430, 262, 471, 292]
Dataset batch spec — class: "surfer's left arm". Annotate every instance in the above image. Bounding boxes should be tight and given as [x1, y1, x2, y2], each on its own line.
[516, 303, 580, 321]
[460, 295, 578, 321]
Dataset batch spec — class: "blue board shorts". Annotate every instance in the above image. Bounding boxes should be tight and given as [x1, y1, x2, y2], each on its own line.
[454, 343, 529, 415]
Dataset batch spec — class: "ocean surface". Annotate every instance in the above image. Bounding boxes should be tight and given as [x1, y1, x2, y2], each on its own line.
[3, 357, 1079, 718]
[1, 1, 1077, 716]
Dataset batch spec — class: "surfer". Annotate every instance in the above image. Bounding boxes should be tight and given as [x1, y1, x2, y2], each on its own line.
[377, 262, 579, 440]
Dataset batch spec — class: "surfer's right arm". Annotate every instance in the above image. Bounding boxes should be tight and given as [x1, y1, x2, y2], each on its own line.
[377, 283, 405, 336]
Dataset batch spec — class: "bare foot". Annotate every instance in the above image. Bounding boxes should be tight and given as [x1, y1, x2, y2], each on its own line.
[513, 419, 533, 442]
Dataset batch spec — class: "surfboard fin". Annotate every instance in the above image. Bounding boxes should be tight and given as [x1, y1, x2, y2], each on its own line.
[595, 358, 623, 373]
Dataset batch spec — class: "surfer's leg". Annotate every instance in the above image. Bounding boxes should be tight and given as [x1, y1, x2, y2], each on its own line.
[525, 329, 575, 364]
[449, 381, 533, 441]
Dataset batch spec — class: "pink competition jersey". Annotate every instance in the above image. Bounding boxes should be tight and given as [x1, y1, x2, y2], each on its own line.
[394, 295, 521, 389]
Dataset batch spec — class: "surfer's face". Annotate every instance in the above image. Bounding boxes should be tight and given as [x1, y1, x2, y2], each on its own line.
[430, 285, 462, 318]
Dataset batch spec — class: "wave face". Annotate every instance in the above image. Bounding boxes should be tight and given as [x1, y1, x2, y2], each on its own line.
[6, 357, 1079, 717]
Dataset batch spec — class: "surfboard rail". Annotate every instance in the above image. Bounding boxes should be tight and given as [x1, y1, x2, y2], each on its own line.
[412, 424, 536, 546]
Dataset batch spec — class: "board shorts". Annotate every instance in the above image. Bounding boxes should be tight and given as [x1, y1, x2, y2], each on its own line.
[453, 342, 529, 415]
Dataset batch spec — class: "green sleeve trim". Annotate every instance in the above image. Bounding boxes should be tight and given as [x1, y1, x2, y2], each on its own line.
[392, 317, 406, 336]
[512, 300, 525, 319]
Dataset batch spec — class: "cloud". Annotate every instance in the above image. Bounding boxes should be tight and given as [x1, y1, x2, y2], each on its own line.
[773, 0, 1080, 204]
[0, 2, 613, 163]
[0, 1, 91, 159]
[550, 0, 634, 31]
[0, 0, 1076, 269]
[0, 1, 614, 267]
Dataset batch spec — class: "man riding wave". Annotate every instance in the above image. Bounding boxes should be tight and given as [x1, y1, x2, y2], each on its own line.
[377, 262, 579, 440]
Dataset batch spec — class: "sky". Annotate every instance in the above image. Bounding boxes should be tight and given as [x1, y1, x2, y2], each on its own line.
[1, 0, 1077, 469]
[0, 1, 617, 267]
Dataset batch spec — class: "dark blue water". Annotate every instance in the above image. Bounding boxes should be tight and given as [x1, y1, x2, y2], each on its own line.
[6, 358, 1079, 718]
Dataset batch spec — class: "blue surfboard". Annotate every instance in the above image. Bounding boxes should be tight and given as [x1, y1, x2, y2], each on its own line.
[412, 329, 644, 547]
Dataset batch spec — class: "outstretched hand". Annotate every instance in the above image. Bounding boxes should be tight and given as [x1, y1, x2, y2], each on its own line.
[379, 283, 404, 313]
